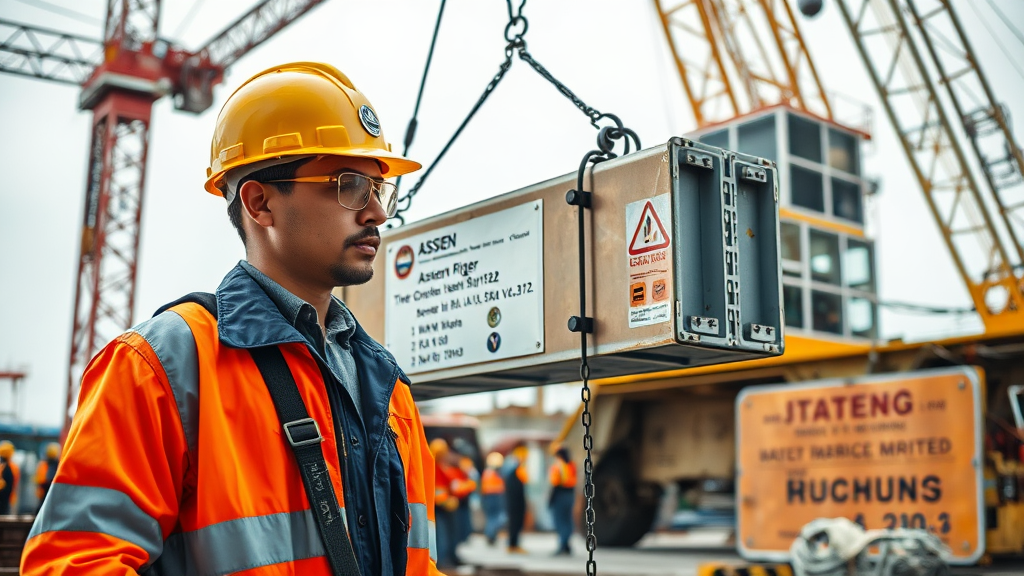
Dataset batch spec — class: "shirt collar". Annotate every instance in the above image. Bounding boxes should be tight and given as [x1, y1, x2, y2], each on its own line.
[238, 260, 358, 347]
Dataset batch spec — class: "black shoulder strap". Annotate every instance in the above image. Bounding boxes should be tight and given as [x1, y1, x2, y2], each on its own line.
[154, 294, 360, 575]
[153, 292, 218, 318]
[249, 346, 362, 576]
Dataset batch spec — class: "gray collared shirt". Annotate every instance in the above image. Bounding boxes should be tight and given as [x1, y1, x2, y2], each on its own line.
[239, 260, 364, 420]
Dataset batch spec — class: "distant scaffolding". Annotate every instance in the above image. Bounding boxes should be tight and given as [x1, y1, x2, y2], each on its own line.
[0, 371, 26, 422]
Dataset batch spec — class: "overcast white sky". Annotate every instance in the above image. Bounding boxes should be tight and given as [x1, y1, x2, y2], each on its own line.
[1, 0, 1022, 427]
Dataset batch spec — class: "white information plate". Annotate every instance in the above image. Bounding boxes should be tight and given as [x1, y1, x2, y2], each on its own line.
[385, 201, 544, 374]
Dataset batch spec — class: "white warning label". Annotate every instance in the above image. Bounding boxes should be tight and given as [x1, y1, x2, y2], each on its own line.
[626, 194, 673, 328]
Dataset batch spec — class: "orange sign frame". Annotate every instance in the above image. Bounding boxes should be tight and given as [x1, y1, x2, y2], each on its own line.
[736, 367, 984, 564]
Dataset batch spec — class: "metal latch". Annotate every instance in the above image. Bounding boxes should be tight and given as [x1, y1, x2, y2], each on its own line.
[747, 323, 775, 343]
[740, 165, 767, 182]
[685, 151, 714, 170]
[689, 315, 720, 336]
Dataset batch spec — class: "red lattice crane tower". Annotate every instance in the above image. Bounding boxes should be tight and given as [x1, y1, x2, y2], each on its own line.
[0, 0, 328, 430]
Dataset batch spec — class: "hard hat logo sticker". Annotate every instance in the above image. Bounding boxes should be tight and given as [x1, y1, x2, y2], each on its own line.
[359, 105, 381, 137]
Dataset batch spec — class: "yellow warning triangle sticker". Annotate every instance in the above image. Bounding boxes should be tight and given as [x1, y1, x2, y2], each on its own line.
[628, 200, 671, 255]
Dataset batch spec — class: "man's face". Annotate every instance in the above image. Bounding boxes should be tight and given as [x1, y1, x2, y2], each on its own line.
[265, 155, 387, 288]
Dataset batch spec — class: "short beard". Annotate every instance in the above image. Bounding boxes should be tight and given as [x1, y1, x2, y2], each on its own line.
[332, 227, 380, 286]
[330, 263, 374, 286]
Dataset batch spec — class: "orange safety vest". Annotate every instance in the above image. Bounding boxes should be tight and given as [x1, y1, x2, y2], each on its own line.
[33, 460, 51, 501]
[435, 460, 453, 501]
[481, 468, 505, 495]
[549, 460, 577, 489]
[7, 461, 18, 508]
[22, 297, 442, 575]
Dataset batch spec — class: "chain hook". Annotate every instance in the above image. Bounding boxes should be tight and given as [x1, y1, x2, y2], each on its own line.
[593, 113, 642, 157]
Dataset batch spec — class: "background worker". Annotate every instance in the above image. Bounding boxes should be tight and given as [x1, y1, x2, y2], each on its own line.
[21, 62, 442, 575]
[432, 438, 462, 570]
[480, 451, 506, 545]
[0, 441, 16, 514]
[548, 446, 577, 556]
[503, 442, 530, 554]
[453, 453, 478, 546]
[33, 442, 58, 510]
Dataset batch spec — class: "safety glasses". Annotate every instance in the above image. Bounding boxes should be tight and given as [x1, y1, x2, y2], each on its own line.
[264, 171, 399, 218]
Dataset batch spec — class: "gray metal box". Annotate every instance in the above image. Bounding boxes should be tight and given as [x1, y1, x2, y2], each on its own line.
[340, 138, 783, 399]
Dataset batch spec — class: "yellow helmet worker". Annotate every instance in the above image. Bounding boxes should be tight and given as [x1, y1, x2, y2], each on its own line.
[0, 440, 17, 513]
[35, 442, 60, 504]
[21, 63, 443, 575]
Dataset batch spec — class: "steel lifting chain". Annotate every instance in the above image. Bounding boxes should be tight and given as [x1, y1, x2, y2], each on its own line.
[393, 0, 614, 223]
[394, 5, 642, 572]
[569, 122, 640, 576]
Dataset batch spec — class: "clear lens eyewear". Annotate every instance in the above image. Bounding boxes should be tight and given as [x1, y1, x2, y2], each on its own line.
[264, 171, 399, 218]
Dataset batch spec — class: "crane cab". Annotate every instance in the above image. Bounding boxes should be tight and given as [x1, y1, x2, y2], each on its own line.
[692, 106, 877, 345]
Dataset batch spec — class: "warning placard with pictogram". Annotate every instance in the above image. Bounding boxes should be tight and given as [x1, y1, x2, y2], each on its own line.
[628, 200, 671, 255]
[625, 194, 673, 328]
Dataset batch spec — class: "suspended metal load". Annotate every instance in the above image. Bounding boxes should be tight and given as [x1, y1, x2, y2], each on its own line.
[341, 138, 785, 399]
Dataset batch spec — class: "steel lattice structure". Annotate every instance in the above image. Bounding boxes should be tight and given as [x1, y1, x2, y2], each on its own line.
[0, 0, 327, 430]
[653, 0, 831, 127]
[833, 0, 1024, 332]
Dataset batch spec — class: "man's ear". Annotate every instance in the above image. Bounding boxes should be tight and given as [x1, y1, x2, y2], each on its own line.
[239, 180, 274, 229]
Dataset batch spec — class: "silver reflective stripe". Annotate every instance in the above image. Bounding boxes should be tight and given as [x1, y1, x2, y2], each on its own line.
[429, 519, 437, 561]
[154, 509, 326, 576]
[29, 483, 162, 563]
[408, 502, 437, 561]
[133, 311, 199, 454]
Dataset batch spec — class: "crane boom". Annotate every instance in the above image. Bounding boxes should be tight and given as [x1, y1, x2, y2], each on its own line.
[832, 0, 1024, 332]
[193, 0, 328, 69]
[652, 0, 830, 127]
[902, 0, 1024, 265]
[0, 19, 102, 85]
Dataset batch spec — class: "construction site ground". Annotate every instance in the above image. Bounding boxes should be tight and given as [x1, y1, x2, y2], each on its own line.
[451, 528, 1024, 576]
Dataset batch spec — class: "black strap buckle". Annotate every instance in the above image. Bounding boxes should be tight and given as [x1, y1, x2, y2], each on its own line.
[283, 418, 323, 447]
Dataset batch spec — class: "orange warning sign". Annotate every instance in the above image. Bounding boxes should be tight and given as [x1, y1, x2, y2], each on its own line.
[736, 368, 984, 564]
[626, 194, 673, 328]
[628, 201, 670, 255]
[630, 282, 646, 307]
[652, 279, 668, 301]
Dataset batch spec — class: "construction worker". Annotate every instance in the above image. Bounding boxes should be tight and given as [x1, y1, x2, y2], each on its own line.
[0, 440, 16, 514]
[547, 446, 577, 555]
[503, 442, 530, 554]
[33, 442, 59, 508]
[431, 438, 461, 570]
[480, 451, 507, 545]
[454, 453, 479, 545]
[21, 62, 442, 575]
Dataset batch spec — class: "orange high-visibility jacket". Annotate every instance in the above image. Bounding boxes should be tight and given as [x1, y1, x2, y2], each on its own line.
[481, 469, 505, 495]
[33, 460, 53, 501]
[22, 272, 442, 575]
[549, 460, 577, 489]
[6, 460, 18, 508]
[446, 465, 476, 500]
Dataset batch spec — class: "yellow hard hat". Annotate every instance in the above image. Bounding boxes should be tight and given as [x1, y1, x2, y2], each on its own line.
[429, 438, 449, 458]
[45, 442, 60, 459]
[205, 61, 421, 196]
[0, 441, 14, 459]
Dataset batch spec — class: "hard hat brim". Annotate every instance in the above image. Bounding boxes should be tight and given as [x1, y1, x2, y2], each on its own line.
[205, 148, 422, 197]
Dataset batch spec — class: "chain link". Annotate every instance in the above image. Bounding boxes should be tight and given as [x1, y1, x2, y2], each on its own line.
[574, 152, 603, 576]
[392, 48, 514, 222]
[581, 363, 597, 576]
[393, 0, 608, 222]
